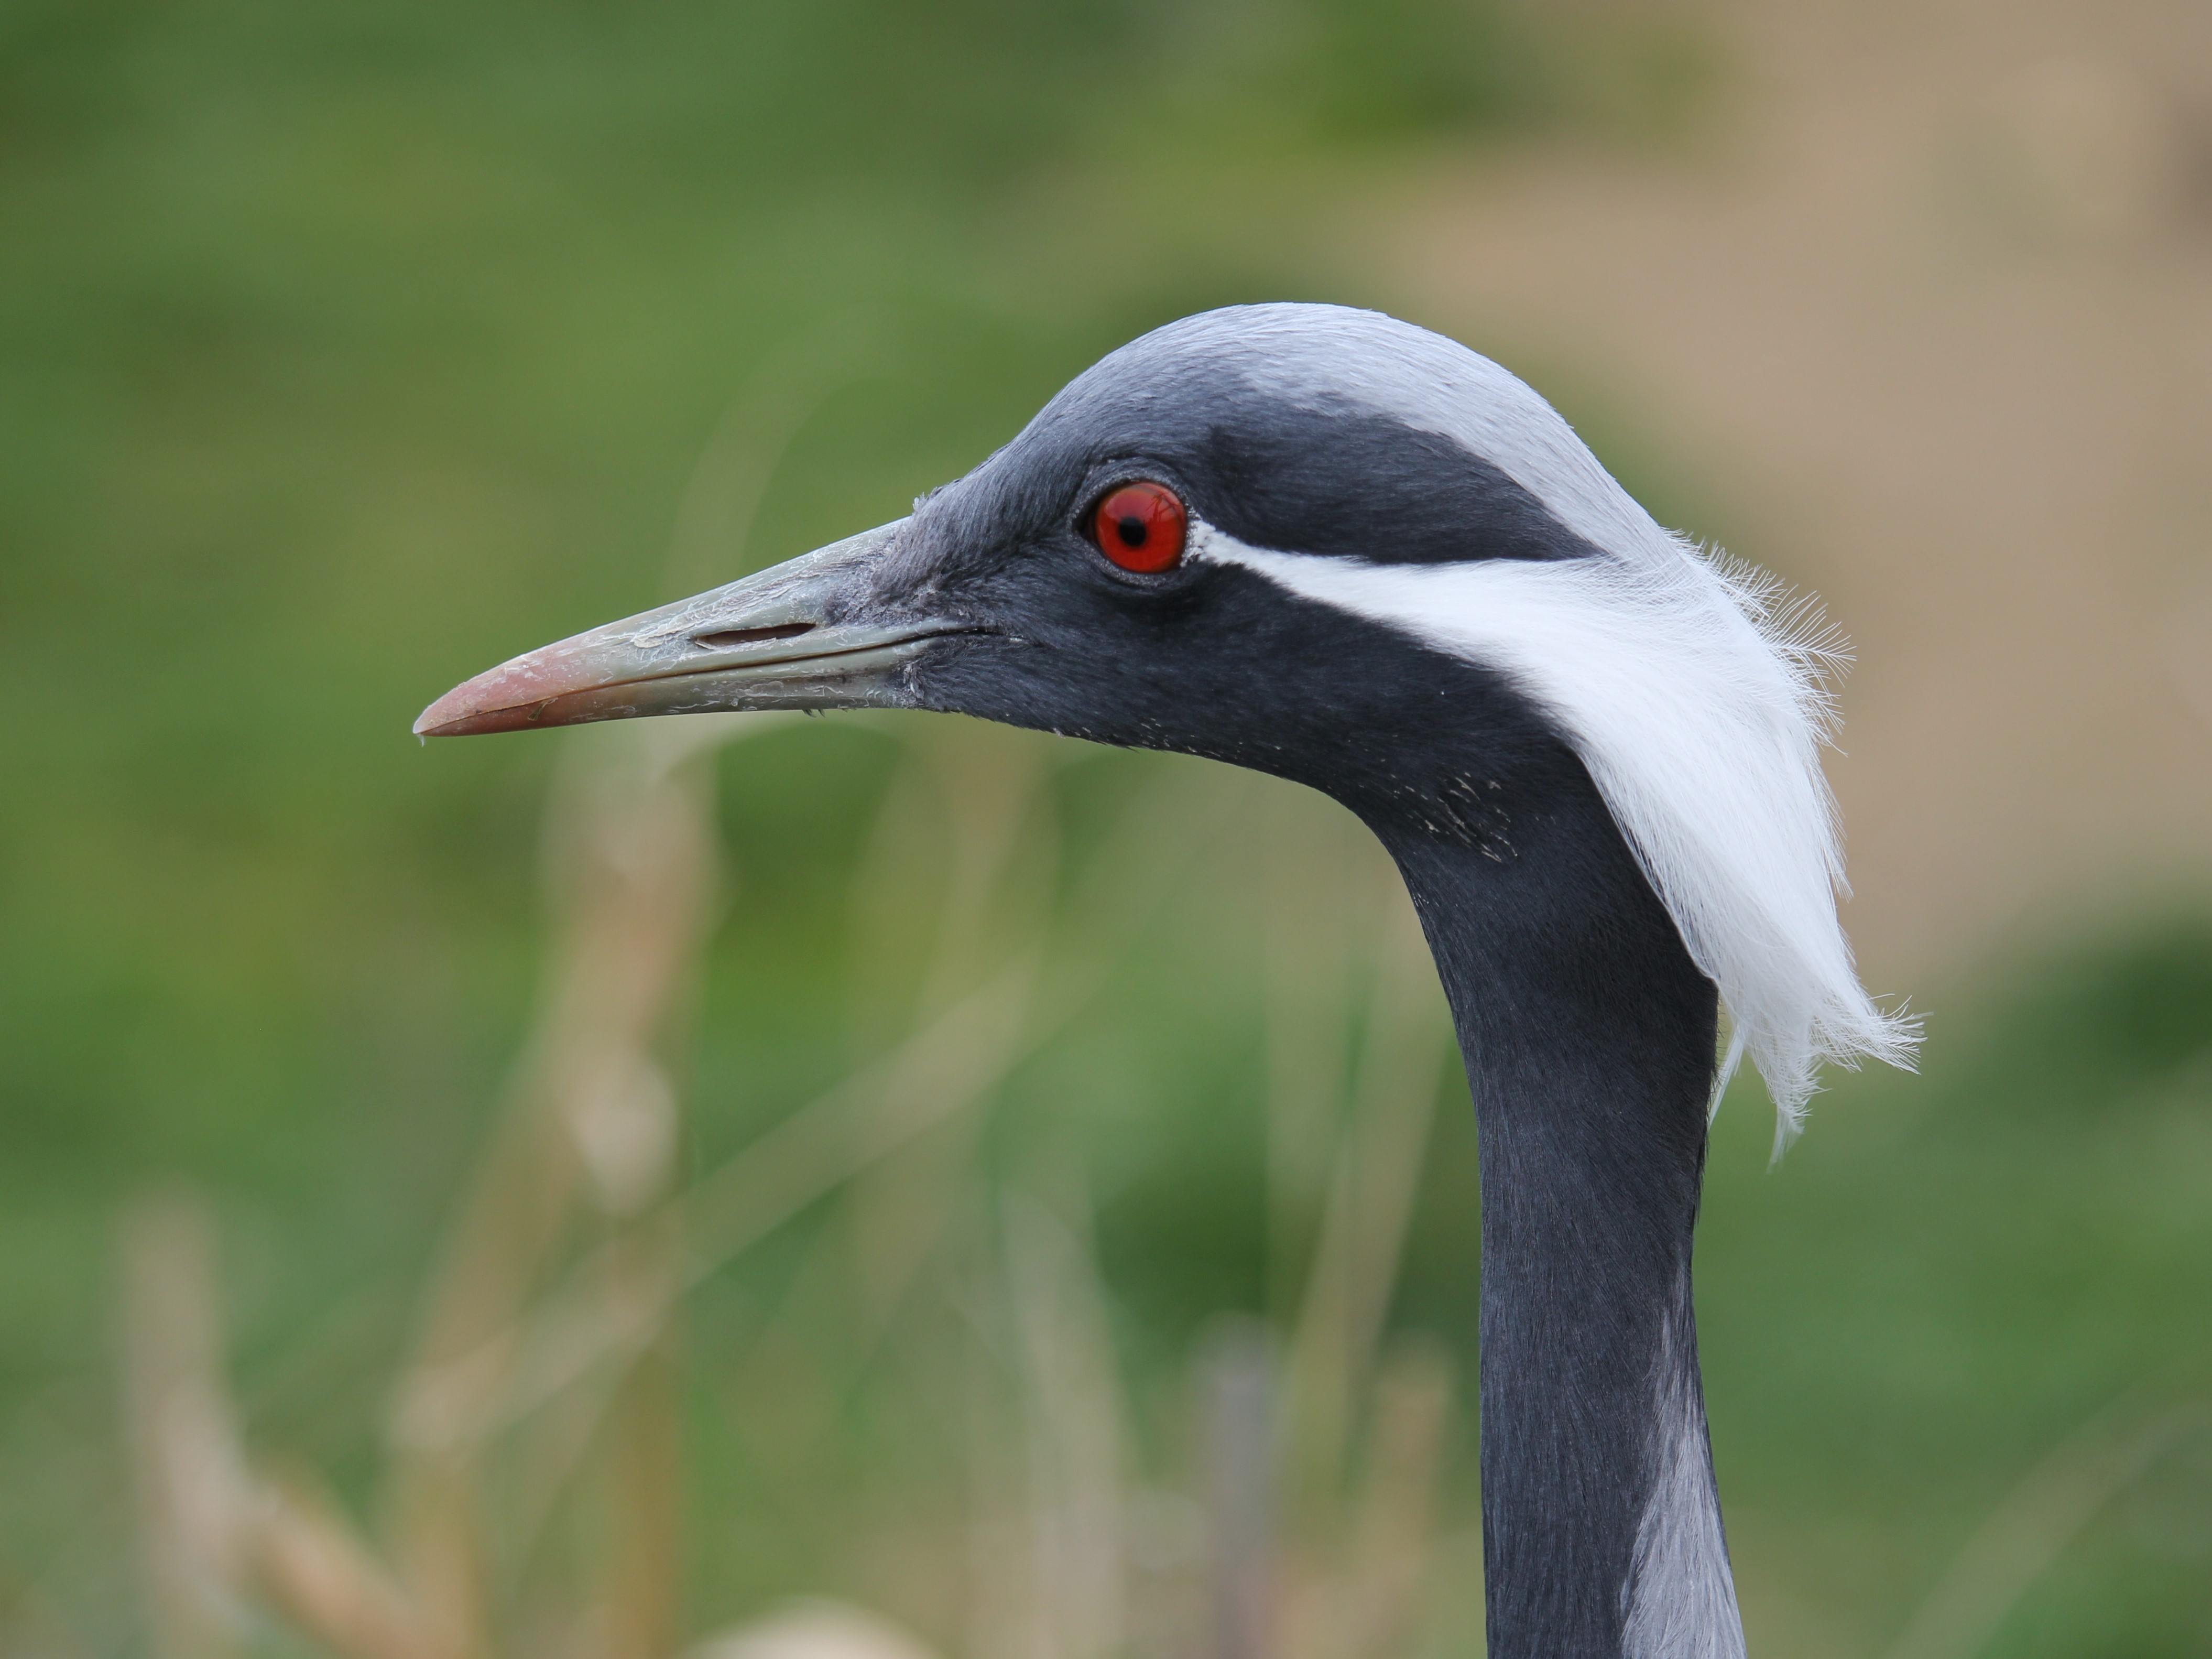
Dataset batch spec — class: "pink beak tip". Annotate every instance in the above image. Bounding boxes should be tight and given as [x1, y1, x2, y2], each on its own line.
[412, 662, 543, 739]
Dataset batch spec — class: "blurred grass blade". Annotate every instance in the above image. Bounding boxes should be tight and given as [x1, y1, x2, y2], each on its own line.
[1201, 1319, 1277, 1659]
[1333, 1334, 1455, 1659]
[595, 1304, 686, 1659]
[1283, 899, 1451, 1510]
[465, 760, 1232, 1437]
[385, 717, 775, 1648]
[688, 1599, 943, 1659]
[475, 953, 1043, 1437]
[119, 1190, 251, 1659]
[122, 1191, 446, 1659]
[1003, 1187, 1129, 1659]
[1260, 794, 1375, 1320]
[662, 346, 869, 601]
[1882, 1393, 2212, 1659]
[244, 1475, 442, 1659]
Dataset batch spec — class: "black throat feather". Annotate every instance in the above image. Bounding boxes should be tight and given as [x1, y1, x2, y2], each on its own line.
[1340, 656, 1728, 1659]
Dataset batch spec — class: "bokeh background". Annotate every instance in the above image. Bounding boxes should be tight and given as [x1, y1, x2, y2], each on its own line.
[4, 0, 2210, 1654]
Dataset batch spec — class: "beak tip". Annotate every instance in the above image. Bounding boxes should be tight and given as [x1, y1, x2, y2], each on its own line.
[413, 677, 535, 739]
[413, 698, 546, 739]
[412, 688, 473, 738]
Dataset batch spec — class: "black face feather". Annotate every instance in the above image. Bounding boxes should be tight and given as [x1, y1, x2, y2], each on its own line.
[851, 335, 1601, 839]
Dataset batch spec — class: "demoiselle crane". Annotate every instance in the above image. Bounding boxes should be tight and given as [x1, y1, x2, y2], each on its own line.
[418, 304, 1913, 1658]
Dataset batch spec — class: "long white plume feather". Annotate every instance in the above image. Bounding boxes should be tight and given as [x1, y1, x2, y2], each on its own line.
[1169, 305, 1916, 1145]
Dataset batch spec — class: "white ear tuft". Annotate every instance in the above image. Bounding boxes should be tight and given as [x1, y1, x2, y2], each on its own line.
[1166, 305, 1919, 1142]
[1201, 523, 1920, 1147]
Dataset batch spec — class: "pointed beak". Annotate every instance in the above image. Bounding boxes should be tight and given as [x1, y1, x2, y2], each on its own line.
[415, 521, 964, 738]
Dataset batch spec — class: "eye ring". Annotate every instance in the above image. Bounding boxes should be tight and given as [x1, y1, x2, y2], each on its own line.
[1088, 481, 1187, 574]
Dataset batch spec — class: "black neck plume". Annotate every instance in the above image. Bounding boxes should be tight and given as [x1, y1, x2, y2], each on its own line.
[1363, 749, 1745, 1659]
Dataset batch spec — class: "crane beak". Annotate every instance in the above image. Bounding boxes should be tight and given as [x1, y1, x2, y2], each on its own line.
[414, 521, 961, 738]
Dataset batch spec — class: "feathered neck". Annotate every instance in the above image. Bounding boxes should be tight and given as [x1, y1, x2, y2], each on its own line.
[1366, 750, 1747, 1659]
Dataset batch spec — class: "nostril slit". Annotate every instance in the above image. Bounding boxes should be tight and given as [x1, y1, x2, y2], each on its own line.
[692, 622, 816, 649]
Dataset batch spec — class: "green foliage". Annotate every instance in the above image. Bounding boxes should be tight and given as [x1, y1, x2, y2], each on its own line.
[1965, 925, 2212, 1114]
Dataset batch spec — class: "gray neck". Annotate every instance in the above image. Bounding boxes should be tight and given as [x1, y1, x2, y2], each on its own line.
[1375, 800, 1747, 1659]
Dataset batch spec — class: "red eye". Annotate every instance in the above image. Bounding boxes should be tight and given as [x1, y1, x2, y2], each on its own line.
[1090, 481, 1187, 573]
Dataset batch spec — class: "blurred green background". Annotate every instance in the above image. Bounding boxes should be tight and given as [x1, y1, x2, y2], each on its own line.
[4, 0, 2210, 1654]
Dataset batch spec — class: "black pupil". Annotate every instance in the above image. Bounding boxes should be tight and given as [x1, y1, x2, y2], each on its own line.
[1115, 513, 1148, 548]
